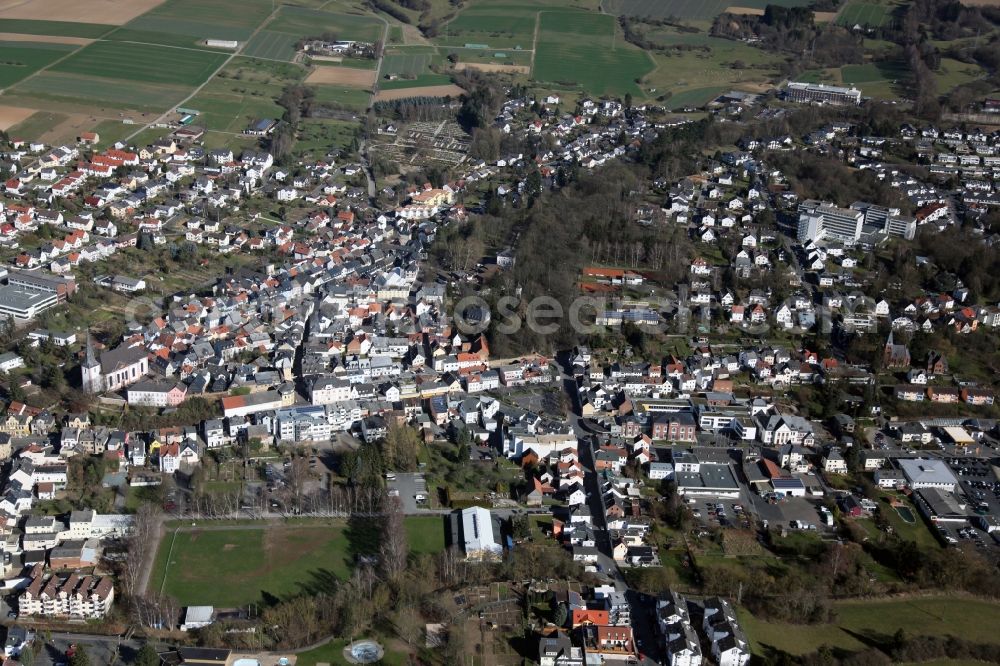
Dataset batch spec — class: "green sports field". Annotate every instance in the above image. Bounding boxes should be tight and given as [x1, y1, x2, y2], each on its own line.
[837, 2, 894, 28]
[533, 10, 653, 97]
[50, 41, 228, 86]
[0, 42, 77, 88]
[151, 518, 445, 607]
[151, 525, 355, 607]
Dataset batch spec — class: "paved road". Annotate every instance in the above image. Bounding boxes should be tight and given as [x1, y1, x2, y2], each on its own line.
[555, 354, 625, 590]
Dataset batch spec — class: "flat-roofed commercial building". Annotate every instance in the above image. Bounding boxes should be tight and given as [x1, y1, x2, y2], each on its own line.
[785, 81, 862, 106]
[676, 462, 741, 498]
[0, 285, 58, 323]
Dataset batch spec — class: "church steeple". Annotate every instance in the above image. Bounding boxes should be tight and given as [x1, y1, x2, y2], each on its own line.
[81, 330, 101, 393]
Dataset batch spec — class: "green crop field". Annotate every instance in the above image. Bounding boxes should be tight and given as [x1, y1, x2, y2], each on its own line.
[151, 524, 356, 607]
[115, 0, 274, 46]
[0, 19, 115, 39]
[11, 71, 191, 111]
[603, 0, 813, 21]
[266, 6, 384, 43]
[382, 53, 434, 77]
[242, 30, 299, 62]
[446, 10, 537, 37]
[838, 2, 894, 27]
[435, 2, 538, 48]
[741, 596, 1000, 656]
[533, 11, 654, 98]
[50, 41, 227, 86]
[0, 42, 77, 88]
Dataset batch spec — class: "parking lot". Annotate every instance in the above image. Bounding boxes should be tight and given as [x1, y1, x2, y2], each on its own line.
[748, 493, 833, 531]
[941, 456, 1000, 551]
[685, 497, 753, 530]
[387, 472, 429, 512]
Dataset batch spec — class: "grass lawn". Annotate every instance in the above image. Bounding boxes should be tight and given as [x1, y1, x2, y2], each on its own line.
[90, 119, 142, 148]
[308, 84, 371, 111]
[295, 118, 358, 157]
[152, 523, 355, 607]
[933, 57, 987, 93]
[403, 515, 446, 554]
[533, 10, 652, 98]
[642, 34, 780, 107]
[878, 495, 939, 549]
[741, 596, 1000, 656]
[187, 87, 286, 132]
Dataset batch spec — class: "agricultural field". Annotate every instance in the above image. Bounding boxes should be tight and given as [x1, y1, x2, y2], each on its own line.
[305, 66, 377, 87]
[242, 7, 384, 63]
[602, 0, 813, 21]
[533, 10, 653, 98]
[380, 73, 453, 90]
[151, 523, 356, 607]
[242, 30, 300, 62]
[50, 41, 227, 86]
[0, 0, 164, 25]
[837, 2, 895, 28]
[741, 596, 1000, 656]
[266, 6, 384, 43]
[0, 20, 114, 39]
[10, 71, 192, 111]
[112, 0, 274, 46]
[0, 42, 77, 88]
[382, 52, 435, 78]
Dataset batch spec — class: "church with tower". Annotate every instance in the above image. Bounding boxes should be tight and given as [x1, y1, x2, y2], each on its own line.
[81, 333, 150, 394]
